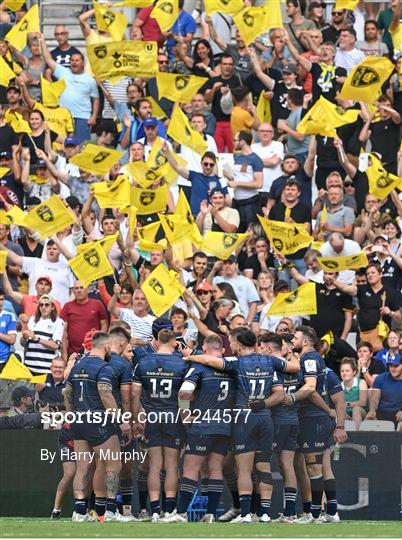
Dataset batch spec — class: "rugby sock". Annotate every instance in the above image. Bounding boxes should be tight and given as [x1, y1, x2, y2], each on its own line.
[150, 500, 161, 516]
[239, 494, 252, 517]
[87, 494, 94, 511]
[206, 479, 223, 514]
[303, 501, 312, 514]
[120, 478, 133, 507]
[284, 487, 297, 517]
[259, 498, 271, 517]
[310, 476, 324, 518]
[177, 477, 198, 514]
[250, 491, 259, 514]
[200, 477, 209, 496]
[324, 479, 337, 515]
[165, 497, 177, 514]
[160, 470, 166, 512]
[136, 468, 148, 511]
[74, 498, 87, 515]
[95, 497, 106, 517]
[106, 498, 116, 514]
[225, 472, 240, 510]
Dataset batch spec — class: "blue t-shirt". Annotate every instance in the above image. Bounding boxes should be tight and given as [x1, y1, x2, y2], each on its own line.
[233, 153, 264, 173]
[268, 169, 312, 208]
[166, 11, 196, 58]
[66, 355, 114, 412]
[109, 352, 132, 408]
[0, 311, 16, 362]
[133, 352, 188, 413]
[373, 372, 402, 414]
[188, 171, 227, 215]
[54, 64, 99, 119]
[223, 353, 286, 412]
[298, 350, 329, 418]
[38, 373, 65, 404]
[184, 362, 234, 435]
[271, 370, 304, 425]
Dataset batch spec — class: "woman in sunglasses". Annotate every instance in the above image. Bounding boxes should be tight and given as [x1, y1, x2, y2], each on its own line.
[21, 294, 64, 375]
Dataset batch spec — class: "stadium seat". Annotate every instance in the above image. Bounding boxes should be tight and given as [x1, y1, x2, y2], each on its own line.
[344, 420, 357, 431]
[359, 420, 395, 432]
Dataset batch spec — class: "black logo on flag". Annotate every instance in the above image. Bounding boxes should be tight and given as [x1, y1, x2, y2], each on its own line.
[149, 278, 164, 295]
[93, 151, 110, 164]
[84, 248, 100, 268]
[159, 1, 173, 14]
[37, 205, 54, 222]
[140, 191, 155, 206]
[351, 66, 379, 88]
[223, 234, 237, 249]
[175, 75, 190, 91]
[94, 45, 107, 59]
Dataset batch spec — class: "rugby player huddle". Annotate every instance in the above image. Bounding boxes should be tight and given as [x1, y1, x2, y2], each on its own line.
[55, 318, 347, 524]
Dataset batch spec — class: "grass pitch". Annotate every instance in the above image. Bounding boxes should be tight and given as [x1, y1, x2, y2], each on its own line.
[0, 518, 401, 538]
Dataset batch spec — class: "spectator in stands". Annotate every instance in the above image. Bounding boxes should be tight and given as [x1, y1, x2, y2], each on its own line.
[7, 386, 35, 417]
[277, 88, 310, 163]
[307, 1, 326, 29]
[356, 341, 386, 388]
[321, 8, 348, 44]
[285, 0, 316, 52]
[0, 223, 24, 306]
[314, 184, 355, 241]
[356, 20, 390, 57]
[0, 288, 16, 371]
[131, 3, 164, 48]
[335, 28, 365, 73]
[230, 87, 260, 136]
[340, 357, 368, 430]
[321, 232, 360, 284]
[196, 187, 240, 235]
[50, 25, 80, 68]
[376, 329, 402, 368]
[366, 356, 402, 427]
[35, 356, 66, 405]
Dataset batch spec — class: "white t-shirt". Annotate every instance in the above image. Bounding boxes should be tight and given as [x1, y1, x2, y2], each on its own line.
[25, 316, 64, 374]
[335, 48, 365, 73]
[178, 134, 218, 187]
[22, 257, 75, 306]
[213, 274, 260, 317]
[321, 239, 361, 284]
[251, 140, 284, 193]
[119, 308, 155, 339]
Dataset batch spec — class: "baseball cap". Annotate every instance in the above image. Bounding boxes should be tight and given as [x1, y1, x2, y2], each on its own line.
[274, 279, 289, 293]
[152, 317, 173, 339]
[195, 279, 213, 292]
[7, 84, 20, 93]
[34, 159, 47, 169]
[64, 137, 79, 147]
[0, 151, 11, 160]
[11, 385, 35, 403]
[386, 353, 401, 366]
[224, 255, 237, 263]
[143, 116, 158, 128]
[282, 64, 297, 74]
[373, 234, 389, 243]
[36, 275, 52, 286]
[39, 294, 55, 304]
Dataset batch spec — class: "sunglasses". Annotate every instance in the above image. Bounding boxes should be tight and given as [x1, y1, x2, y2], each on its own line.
[344, 182, 354, 187]
[196, 290, 210, 295]
[158, 60, 168, 64]
[39, 303, 51, 307]
[332, 11, 343, 15]
[202, 162, 215, 167]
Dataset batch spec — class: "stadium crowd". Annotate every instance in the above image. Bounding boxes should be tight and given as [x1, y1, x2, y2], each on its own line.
[0, 0, 402, 526]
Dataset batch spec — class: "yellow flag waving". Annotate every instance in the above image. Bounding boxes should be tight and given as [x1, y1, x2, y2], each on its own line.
[339, 57, 394, 103]
[5, 110, 31, 134]
[234, 1, 283, 46]
[5, 205, 27, 227]
[41, 76, 66, 107]
[297, 96, 360, 138]
[318, 252, 368, 272]
[138, 221, 167, 251]
[175, 189, 203, 246]
[69, 144, 124, 176]
[131, 184, 169, 215]
[4, 0, 26, 11]
[156, 72, 208, 104]
[267, 282, 317, 316]
[258, 215, 312, 255]
[0, 167, 10, 179]
[5, 4, 40, 50]
[204, 0, 244, 16]
[152, 0, 179, 32]
[158, 213, 193, 245]
[201, 232, 248, 260]
[0, 353, 46, 383]
[167, 105, 208, 156]
[366, 154, 402, 200]
[69, 242, 114, 287]
[147, 95, 167, 120]
[77, 231, 119, 255]
[92, 175, 131, 208]
[335, 0, 358, 9]
[88, 40, 158, 82]
[94, 1, 128, 41]
[256, 90, 272, 124]
[141, 263, 185, 317]
[0, 251, 7, 273]
[120, 205, 138, 237]
[24, 196, 77, 239]
[0, 56, 16, 87]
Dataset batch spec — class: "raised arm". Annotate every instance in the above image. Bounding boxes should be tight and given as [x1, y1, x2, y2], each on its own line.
[38, 33, 57, 72]
[283, 29, 312, 72]
[79, 8, 95, 39]
[107, 283, 122, 319]
[184, 353, 224, 370]
[1, 271, 23, 304]
[163, 142, 189, 179]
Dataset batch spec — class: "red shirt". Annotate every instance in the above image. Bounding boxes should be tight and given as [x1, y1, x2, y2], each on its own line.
[61, 299, 107, 354]
[138, 6, 164, 46]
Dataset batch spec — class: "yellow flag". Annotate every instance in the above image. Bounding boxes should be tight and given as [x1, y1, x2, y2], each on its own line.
[0, 353, 46, 383]
[234, 1, 283, 46]
[93, 1, 128, 41]
[339, 56, 395, 103]
[69, 144, 124, 176]
[88, 40, 158, 82]
[335, 0, 358, 9]
[147, 95, 167, 120]
[297, 96, 359, 138]
[4, 0, 26, 11]
[366, 154, 402, 200]
[156, 72, 208, 104]
[318, 252, 368, 272]
[167, 105, 208, 156]
[201, 232, 248, 260]
[5, 205, 27, 227]
[120, 205, 138, 237]
[284, 207, 291, 220]
[258, 215, 312, 255]
[158, 213, 193, 245]
[175, 189, 203, 246]
[131, 184, 169, 215]
[24, 195, 77, 240]
[92, 175, 131, 209]
[114, 0, 153, 5]
[152, 0, 179, 32]
[5, 110, 31, 134]
[204, 0, 244, 16]
[267, 282, 317, 316]
[69, 242, 114, 287]
[320, 205, 327, 227]
[77, 231, 119, 256]
[138, 221, 167, 251]
[0, 251, 7, 273]
[40, 76, 66, 107]
[256, 90, 271, 124]
[0, 167, 10, 179]
[5, 4, 40, 50]
[0, 56, 16, 87]
[141, 263, 185, 317]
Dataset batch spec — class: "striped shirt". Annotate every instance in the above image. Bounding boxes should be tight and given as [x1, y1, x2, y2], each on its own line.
[24, 316, 64, 374]
[119, 309, 155, 340]
[102, 78, 130, 119]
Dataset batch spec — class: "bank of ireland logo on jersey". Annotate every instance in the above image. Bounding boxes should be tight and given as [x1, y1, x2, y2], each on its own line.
[351, 66, 379, 88]
[149, 278, 164, 296]
[37, 205, 54, 222]
[84, 248, 100, 268]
